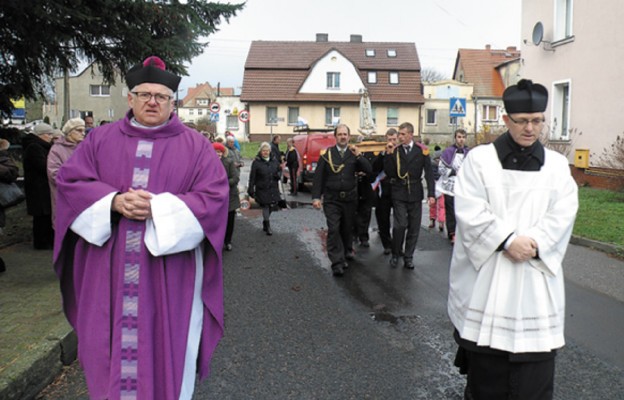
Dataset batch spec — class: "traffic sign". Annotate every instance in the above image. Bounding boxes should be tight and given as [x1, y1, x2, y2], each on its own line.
[210, 102, 220, 113]
[210, 112, 219, 122]
[449, 97, 466, 117]
[238, 110, 250, 123]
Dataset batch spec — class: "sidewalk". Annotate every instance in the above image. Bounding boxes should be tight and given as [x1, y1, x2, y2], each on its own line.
[0, 204, 76, 400]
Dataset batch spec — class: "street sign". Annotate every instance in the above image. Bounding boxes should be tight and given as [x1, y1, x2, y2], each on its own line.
[238, 110, 250, 123]
[210, 102, 220, 113]
[449, 97, 467, 117]
[210, 112, 219, 122]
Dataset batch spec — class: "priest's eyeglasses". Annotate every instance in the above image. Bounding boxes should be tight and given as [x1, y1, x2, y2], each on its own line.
[131, 91, 172, 104]
[507, 115, 545, 128]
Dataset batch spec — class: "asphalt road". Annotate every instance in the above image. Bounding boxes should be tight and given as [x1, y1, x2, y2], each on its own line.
[37, 191, 624, 399]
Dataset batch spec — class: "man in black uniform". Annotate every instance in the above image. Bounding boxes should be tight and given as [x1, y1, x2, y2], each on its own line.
[312, 124, 372, 276]
[373, 128, 398, 254]
[383, 122, 435, 269]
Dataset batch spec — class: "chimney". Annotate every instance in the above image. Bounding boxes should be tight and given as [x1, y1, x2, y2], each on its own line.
[506, 46, 517, 52]
[485, 44, 491, 50]
[316, 33, 329, 42]
[350, 34, 363, 43]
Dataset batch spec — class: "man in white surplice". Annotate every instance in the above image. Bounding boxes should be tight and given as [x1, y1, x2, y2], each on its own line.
[448, 79, 578, 400]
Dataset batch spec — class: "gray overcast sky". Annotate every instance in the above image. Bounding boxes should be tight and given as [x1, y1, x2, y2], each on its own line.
[179, 0, 522, 94]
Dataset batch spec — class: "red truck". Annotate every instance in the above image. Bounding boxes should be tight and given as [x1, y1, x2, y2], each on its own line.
[284, 127, 336, 191]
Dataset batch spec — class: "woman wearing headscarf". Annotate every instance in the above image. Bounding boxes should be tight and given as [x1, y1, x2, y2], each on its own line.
[247, 142, 282, 235]
[47, 117, 85, 228]
[213, 142, 240, 251]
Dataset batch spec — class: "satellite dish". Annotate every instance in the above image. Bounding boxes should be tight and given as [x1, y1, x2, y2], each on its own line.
[532, 22, 544, 46]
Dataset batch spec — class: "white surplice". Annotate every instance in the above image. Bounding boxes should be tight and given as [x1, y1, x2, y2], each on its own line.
[448, 143, 578, 353]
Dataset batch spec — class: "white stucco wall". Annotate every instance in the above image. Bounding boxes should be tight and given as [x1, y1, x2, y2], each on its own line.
[299, 50, 365, 94]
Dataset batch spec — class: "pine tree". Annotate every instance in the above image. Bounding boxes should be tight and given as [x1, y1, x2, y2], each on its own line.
[0, 0, 244, 114]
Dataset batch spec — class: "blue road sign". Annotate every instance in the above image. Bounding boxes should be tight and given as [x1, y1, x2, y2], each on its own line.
[210, 112, 219, 122]
[449, 98, 467, 117]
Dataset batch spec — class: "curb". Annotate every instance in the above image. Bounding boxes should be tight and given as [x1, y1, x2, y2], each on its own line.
[0, 324, 76, 400]
[570, 235, 623, 257]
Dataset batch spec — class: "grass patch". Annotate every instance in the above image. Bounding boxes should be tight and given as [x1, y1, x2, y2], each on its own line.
[574, 187, 624, 247]
[240, 142, 264, 159]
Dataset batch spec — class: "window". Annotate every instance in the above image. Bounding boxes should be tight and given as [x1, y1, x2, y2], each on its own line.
[189, 109, 194, 116]
[327, 72, 341, 89]
[325, 107, 340, 126]
[90, 85, 110, 96]
[371, 106, 377, 124]
[387, 49, 397, 57]
[288, 107, 299, 125]
[426, 109, 437, 125]
[198, 109, 203, 116]
[196, 99, 209, 106]
[552, 81, 571, 140]
[482, 105, 498, 121]
[389, 72, 399, 85]
[368, 72, 377, 84]
[449, 116, 458, 125]
[555, 0, 573, 41]
[366, 49, 376, 57]
[226, 115, 239, 130]
[266, 107, 278, 125]
[387, 108, 398, 126]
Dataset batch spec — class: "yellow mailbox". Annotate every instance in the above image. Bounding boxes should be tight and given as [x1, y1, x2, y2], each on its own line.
[574, 149, 589, 169]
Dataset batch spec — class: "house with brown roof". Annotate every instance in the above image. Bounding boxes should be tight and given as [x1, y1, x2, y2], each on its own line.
[240, 34, 425, 141]
[177, 82, 245, 140]
[453, 45, 521, 140]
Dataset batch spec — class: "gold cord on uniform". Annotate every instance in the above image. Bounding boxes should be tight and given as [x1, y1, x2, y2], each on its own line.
[396, 148, 410, 194]
[323, 148, 345, 174]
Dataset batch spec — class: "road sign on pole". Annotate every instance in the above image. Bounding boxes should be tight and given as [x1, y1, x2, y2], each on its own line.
[449, 98, 467, 117]
[238, 110, 249, 123]
[210, 102, 220, 114]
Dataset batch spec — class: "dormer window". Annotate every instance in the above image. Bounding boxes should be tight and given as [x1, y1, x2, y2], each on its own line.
[365, 49, 376, 57]
[387, 49, 397, 57]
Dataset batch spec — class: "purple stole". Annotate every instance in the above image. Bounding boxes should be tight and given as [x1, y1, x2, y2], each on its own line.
[120, 140, 154, 399]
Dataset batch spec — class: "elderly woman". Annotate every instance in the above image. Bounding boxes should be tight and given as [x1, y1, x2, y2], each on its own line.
[47, 117, 85, 228]
[247, 141, 282, 235]
[213, 142, 240, 251]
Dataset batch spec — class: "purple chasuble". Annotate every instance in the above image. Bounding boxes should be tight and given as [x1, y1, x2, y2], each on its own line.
[53, 111, 229, 399]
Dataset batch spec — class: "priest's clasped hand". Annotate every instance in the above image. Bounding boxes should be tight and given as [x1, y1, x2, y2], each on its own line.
[504, 235, 538, 262]
[113, 188, 153, 221]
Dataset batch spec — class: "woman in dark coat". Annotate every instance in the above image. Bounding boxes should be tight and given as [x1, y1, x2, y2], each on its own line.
[213, 142, 240, 251]
[247, 141, 282, 235]
[23, 123, 54, 249]
[0, 139, 20, 272]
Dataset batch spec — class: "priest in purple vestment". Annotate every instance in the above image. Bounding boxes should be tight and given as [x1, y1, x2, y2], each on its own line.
[53, 56, 229, 400]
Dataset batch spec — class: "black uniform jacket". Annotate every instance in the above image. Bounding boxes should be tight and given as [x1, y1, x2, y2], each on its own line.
[383, 144, 435, 203]
[312, 146, 372, 202]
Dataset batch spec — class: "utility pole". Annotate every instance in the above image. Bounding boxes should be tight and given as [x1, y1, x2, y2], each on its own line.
[63, 67, 70, 124]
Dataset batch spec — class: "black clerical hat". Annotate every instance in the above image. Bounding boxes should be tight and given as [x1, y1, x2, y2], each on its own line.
[503, 79, 548, 114]
[125, 56, 181, 92]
